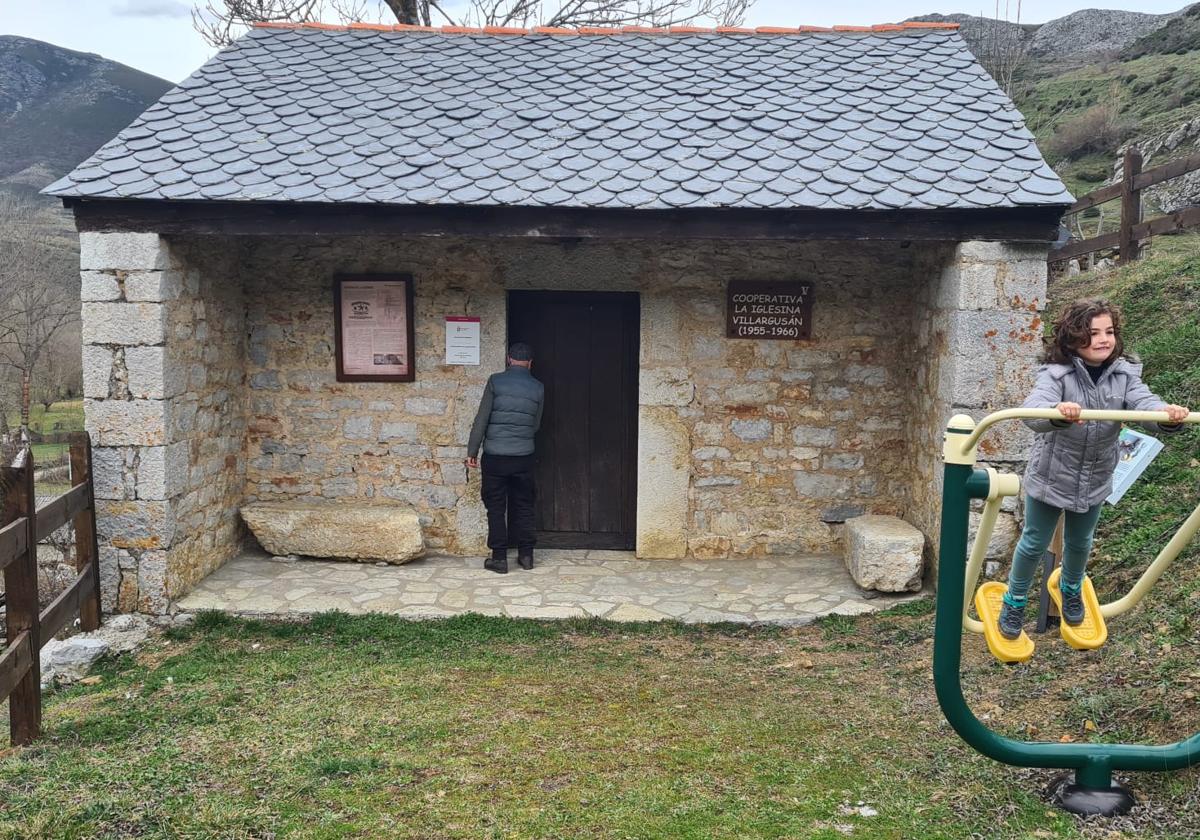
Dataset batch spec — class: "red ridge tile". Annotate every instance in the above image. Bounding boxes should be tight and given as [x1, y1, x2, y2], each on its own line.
[249, 20, 961, 35]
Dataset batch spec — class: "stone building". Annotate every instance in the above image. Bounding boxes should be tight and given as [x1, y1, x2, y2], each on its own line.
[45, 22, 1071, 614]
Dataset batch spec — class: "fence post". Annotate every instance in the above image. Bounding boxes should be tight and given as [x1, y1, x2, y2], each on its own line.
[1119, 147, 1143, 264]
[69, 433, 101, 632]
[2, 448, 42, 744]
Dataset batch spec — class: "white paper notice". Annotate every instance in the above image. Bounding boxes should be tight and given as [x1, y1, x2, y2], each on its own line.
[445, 317, 480, 365]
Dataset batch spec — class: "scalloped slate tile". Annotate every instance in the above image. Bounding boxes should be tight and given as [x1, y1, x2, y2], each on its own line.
[44, 28, 1071, 211]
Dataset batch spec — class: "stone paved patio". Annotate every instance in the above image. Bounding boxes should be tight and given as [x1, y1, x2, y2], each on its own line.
[177, 549, 923, 624]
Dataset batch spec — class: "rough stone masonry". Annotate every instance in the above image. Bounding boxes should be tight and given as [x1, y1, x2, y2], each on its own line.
[78, 232, 1048, 614]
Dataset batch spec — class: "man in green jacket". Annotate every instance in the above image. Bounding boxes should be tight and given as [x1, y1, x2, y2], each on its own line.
[465, 343, 544, 574]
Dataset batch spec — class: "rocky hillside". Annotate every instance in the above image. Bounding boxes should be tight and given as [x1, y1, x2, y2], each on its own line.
[912, 6, 1195, 67]
[1027, 7, 1186, 62]
[0, 36, 170, 199]
[1014, 8, 1200, 213]
[1122, 3, 1200, 60]
[910, 7, 1190, 66]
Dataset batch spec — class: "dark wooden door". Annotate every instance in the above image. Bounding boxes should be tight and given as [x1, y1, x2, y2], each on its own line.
[507, 291, 639, 549]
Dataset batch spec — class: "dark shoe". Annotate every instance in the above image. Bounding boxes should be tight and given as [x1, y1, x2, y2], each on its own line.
[484, 550, 507, 574]
[517, 554, 533, 571]
[1060, 586, 1085, 626]
[998, 600, 1026, 640]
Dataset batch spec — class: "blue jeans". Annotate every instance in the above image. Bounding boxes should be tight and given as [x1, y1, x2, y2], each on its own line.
[1003, 495, 1104, 608]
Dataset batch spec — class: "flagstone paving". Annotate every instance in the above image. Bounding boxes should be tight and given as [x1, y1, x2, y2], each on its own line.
[177, 549, 924, 625]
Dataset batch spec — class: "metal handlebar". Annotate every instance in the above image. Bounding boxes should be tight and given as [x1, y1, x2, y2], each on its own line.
[950, 409, 1199, 623]
[956, 408, 1197, 461]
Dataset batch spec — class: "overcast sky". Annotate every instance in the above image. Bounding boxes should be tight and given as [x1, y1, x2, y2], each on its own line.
[0, 0, 1188, 83]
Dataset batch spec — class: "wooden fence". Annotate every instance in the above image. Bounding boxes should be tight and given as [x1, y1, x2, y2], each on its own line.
[1050, 147, 1200, 266]
[0, 433, 101, 746]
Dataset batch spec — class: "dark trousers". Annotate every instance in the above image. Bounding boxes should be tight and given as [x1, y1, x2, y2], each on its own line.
[480, 454, 536, 553]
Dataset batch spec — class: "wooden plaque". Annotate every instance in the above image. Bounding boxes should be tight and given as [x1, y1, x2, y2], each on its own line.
[726, 280, 813, 340]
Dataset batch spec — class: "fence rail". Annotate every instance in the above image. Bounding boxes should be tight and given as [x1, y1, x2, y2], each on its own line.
[1, 432, 101, 746]
[1050, 148, 1200, 266]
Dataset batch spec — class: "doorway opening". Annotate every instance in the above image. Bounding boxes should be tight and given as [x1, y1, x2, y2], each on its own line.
[506, 290, 639, 550]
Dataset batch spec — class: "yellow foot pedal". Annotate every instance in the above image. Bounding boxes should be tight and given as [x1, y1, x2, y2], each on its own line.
[975, 581, 1035, 664]
[1047, 569, 1107, 650]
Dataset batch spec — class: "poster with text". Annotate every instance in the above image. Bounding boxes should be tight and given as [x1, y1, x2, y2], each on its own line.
[334, 275, 415, 382]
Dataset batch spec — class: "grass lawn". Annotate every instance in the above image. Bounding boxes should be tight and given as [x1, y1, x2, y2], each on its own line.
[6, 400, 84, 439]
[30, 444, 69, 468]
[2, 608, 1198, 839]
[2, 243, 1197, 839]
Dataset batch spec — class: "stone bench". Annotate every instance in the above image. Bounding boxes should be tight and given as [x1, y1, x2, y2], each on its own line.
[240, 501, 424, 564]
[843, 515, 924, 592]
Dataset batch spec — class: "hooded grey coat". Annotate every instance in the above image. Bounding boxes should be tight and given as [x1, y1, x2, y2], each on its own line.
[1022, 356, 1177, 512]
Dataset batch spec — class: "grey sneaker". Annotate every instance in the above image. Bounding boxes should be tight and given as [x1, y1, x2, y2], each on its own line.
[998, 601, 1026, 640]
[1060, 587, 1085, 625]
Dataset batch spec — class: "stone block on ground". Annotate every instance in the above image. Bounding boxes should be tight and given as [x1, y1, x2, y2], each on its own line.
[240, 501, 424, 564]
[91, 614, 152, 653]
[968, 510, 1019, 563]
[41, 637, 111, 685]
[843, 515, 925, 592]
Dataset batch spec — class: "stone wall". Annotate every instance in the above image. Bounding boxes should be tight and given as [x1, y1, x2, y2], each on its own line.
[240, 238, 505, 554]
[79, 231, 1050, 612]
[240, 236, 920, 560]
[904, 241, 1050, 565]
[81, 233, 246, 613]
[632, 241, 918, 558]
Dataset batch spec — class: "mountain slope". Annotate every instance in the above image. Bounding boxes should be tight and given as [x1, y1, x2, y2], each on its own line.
[909, 5, 1200, 212]
[1008, 6, 1200, 211]
[1028, 7, 1185, 61]
[1123, 2, 1200, 59]
[0, 37, 170, 419]
[908, 6, 1191, 67]
[0, 35, 171, 196]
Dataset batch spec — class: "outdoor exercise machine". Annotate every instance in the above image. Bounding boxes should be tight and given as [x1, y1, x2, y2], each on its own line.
[934, 409, 1200, 817]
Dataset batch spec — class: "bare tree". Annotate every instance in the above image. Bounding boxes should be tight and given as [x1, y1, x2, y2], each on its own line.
[0, 195, 79, 441]
[194, 0, 324, 46]
[193, 0, 753, 45]
[978, 1, 1029, 97]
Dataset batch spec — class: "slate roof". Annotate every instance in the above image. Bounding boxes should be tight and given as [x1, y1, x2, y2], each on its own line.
[45, 23, 1073, 212]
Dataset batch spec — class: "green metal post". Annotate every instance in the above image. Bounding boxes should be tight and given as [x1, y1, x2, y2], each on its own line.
[933, 458, 1114, 788]
[933, 412, 1200, 815]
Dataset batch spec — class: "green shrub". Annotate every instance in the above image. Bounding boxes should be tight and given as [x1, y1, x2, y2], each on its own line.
[1049, 103, 1138, 161]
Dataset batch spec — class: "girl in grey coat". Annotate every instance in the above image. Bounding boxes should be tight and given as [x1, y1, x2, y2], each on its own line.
[998, 298, 1190, 640]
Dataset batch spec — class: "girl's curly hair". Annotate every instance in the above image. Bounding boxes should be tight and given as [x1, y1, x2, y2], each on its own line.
[1043, 297, 1127, 365]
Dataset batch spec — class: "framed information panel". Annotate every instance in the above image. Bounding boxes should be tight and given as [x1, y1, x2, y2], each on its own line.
[334, 274, 416, 382]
